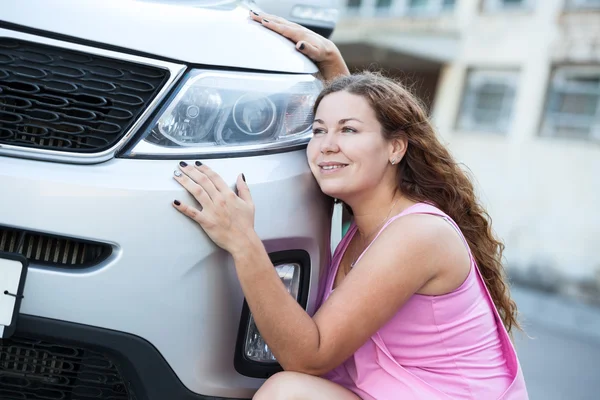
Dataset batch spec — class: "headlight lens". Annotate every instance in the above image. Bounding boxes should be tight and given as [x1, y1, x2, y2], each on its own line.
[244, 263, 301, 363]
[123, 70, 322, 157]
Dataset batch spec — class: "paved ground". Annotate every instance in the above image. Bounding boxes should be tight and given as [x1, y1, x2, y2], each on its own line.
[512, 285, 600, 400]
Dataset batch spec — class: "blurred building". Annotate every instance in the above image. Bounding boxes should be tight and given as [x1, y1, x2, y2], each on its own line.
[332, 0, 600, 296]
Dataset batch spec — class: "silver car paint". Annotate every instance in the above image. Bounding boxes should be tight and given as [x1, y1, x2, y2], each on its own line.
[1, 152, 331, 397]
[2, 0, 318, 74]
[1, 0, 330, 397]
[253, 0, 341, 31]
[0, 28, 186, 164]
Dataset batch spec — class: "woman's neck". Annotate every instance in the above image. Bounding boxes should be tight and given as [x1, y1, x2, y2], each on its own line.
[348, 189, 413, 240]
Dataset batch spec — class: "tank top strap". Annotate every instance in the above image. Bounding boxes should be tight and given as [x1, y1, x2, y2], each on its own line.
[331, 203, 528, 399]
[391, 202, 475, 261]
[353, 202, 473, 267]
[389, 206, 528, 398]
[385, 205, 518, 351]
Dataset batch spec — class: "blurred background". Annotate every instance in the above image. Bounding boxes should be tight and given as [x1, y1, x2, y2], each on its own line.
[310, 0, 599, 398]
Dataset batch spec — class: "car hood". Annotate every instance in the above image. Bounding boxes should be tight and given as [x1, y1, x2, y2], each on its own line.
[1, 0, 318, 74]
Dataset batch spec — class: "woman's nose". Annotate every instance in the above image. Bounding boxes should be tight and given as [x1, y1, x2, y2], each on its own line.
[320, 132, 339, 154]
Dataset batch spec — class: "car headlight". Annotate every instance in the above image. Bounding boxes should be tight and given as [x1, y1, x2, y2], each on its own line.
[243, 263, 301, 363]
[122, 70, 322, 158]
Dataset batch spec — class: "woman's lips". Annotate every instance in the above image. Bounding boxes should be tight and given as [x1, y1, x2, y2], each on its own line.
[319, 164, 348, 174]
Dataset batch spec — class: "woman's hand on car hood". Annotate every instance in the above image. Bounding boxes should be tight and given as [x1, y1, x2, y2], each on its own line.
[172, 162, 256, 255]
[249, 10, 350, 81]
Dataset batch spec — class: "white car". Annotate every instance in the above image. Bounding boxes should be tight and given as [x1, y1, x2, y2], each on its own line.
[252, 0, 341, 38]
[0, 0, 333, 399]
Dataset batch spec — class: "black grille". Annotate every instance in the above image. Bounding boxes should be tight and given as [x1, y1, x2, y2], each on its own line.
[0, 336, 133, 400]
[0, 226, 111, 268]
[0, 38, 169, 153]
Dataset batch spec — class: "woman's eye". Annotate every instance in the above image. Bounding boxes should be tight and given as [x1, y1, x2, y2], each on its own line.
[342, 126, 357, 133]
[313, 128, 326, 135]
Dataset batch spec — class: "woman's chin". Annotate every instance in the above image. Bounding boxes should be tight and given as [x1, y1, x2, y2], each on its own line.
[318, 185, 350, 201]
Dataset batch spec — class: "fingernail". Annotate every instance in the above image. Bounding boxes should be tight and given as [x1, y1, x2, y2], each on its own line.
[263, 18, 270, 23]
[299, 43, 305, 50]
[195, 161, 202, 167]
[179, 161, 187, 167]
[174, 170, 182, 177]
[174, 200, 181, 206]
[251, 10, 259, 16]
[242, 173, 246, 182]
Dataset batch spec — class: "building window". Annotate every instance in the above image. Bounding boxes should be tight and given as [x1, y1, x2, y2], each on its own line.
[484, 0, 534, 12]
[376, 0, 393, 9]
[458, 70, 518, 133]
[541, 67, 600, 142]
[566, 0, 600, 10]
[373, 0, 394, 15]
[347, 0, 362, 10]
[443, 0, 457, 8]
[407, 0, 456, 14]
[409, 0, 428, 8]
[345, 0, 455, 16]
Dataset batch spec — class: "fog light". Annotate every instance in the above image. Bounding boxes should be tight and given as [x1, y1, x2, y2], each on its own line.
[243, 263, 301, 363]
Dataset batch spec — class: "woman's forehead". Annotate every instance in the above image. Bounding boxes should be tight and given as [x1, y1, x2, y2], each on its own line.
[316, 92, 377, 121]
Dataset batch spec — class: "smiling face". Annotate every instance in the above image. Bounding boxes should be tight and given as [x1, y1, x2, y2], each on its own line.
[307, 91, 402, 201]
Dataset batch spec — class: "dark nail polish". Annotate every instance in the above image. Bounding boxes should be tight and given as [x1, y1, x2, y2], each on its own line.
[179, 161, 187, 167]
[174, 200, 181, 206]
[195, 161, 202, 167]
[299, 43, 305, 50]
[242, 173, 246, 182]
[263, 18, 270, 23]
[252, 10, 259, 16]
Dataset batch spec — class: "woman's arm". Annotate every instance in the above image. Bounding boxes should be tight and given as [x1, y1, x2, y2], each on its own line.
[172, 164, 460, 375]
[249, 11, 350, 81]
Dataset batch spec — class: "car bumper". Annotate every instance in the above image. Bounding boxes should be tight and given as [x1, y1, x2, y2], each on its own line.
[0, 149, 330, 398]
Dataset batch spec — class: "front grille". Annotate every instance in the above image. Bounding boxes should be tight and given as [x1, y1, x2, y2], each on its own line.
[0, 226, 111, 269]
[0, 38, 169, 153]
[0, 336, 133, 400]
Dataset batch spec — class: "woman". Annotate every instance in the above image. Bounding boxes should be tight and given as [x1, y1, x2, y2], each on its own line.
[171, 11, 528, 400]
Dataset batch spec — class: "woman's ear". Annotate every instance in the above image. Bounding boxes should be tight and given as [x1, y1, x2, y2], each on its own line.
[389, 136, 408, 165]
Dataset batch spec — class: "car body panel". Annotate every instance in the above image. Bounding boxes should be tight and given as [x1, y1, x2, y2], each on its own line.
[0, 152, 330, 397]
[0, 0, 332, 397]
[1, 0, 318, 74]
[253, 0, 341, 34]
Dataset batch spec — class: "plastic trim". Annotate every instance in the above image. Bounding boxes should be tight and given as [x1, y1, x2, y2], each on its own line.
[233, 250, 311, 379]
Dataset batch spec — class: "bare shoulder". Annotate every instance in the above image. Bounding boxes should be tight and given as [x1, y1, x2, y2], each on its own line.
[308, 212, 471, 369]
[373, 213, 463, 254]
[363, 213, 471, 294]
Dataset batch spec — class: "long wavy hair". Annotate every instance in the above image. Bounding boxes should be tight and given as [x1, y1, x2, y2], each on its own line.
[314, 72, 520, 334]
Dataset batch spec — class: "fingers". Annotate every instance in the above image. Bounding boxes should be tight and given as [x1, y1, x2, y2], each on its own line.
[250, 10, 300, 28]
[250, 10, 306, 42]
[173, 167, 212, 209]
[249, 10, 332, 66]
[173, 162, 252, 215]
[196, 162, 231, 193]
[261, 18, 302, 42]
[172, 200, 205, 224]
[297, 41, 322, 62]
[250, 10, 269, 22]
[177, 162, 219, 200]
[236, 174, 253, 203]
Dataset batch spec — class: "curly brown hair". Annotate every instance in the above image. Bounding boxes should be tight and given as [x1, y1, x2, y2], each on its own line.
[314, 72, 520, 334]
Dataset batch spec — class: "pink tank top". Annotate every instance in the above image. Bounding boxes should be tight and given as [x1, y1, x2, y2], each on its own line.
[321, 203, 528, 400]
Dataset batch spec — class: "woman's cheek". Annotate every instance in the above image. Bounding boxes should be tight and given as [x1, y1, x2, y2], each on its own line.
[306, 138, 319, 162]
[303, 141, 316, 176]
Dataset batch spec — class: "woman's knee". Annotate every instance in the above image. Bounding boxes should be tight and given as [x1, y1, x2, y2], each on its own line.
[253, 371, 308, 400]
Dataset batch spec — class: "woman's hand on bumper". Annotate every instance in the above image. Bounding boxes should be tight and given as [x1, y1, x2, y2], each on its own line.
[249, 10, 350, 81]
[172, 162, 257, 256]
